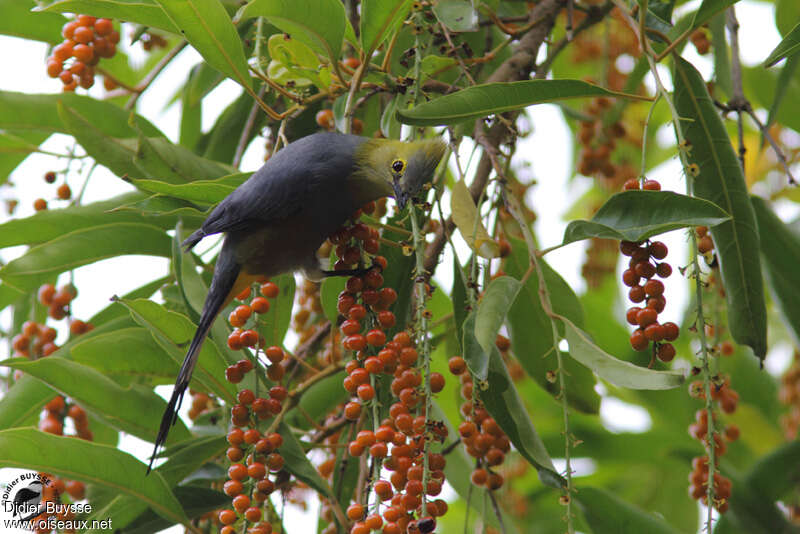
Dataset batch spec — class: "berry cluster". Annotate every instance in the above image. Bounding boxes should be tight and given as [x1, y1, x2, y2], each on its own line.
[38, 283, 82, 321]
[620, 237, 679, 361]
[46, 15, 119, 92]
[687, 376, 740, 513]
[448, 355, 510, 491]
[315, 108, 364, 135]
[577, 97, 629, 179]
[33, 171, 72, 212]
[32, 398, 91, 532]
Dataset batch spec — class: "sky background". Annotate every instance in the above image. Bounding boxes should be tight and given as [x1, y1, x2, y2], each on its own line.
[0, 1, 791, 532]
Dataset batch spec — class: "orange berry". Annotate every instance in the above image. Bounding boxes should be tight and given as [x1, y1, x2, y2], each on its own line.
[316, 109, 335, 130]
[260, 281, 279, 298]
[218, 509, 237, 525]
[57, 184, 71, 200]
[94, 18, 113, 36]
[73, 26, 94, 44]
[34, 198, 48, 211]
[448, 356, 466, 375]
[244, 507, 262, 523]
[251, 297, 270, 313]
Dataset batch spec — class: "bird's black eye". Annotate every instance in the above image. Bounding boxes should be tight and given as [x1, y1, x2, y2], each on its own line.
[391, 159, 405, 174]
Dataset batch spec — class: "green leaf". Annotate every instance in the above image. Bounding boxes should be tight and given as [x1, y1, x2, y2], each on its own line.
[0, 358, 191, 444]
[119, 298, 236, 401]
[239, 0, 347, 62]
[255, 273, 295, 347]
[153, 0, 251, 88]
[576, 486, 683, 534]
[89, 276, 170, 327]
[433, 0, 477, 32]
[561, 316, 685, 390]
[120, 487, 229, 534]
[764, 20, 800, 67]
[751, 197, 800, 346]
[0, 91, 162, 138]
[709, 12, 732, 98]
[562, 190, 730, 245]
[0, 192, 192, 248]
[0, 374, 55, 430]
[360, 0, 413, 57]
[0, 223, 171, 292]
[673, 56, 767, 358]
[134, 136, 235, 185]
[71, 327, 179, 386]
[396, 79, 650, 126]
[0, 131, 49, 186]
[462, 276, 521, 381]
[38, 0, 178, 32]
[132, 173, 248, 205]
[477, 344, 562, 488]
[320, 274, 346, 323]
[278, 422, 335, 498]
[688, 0, 739, 34]
[765, 54, 799, 131]
[503, 237, 600, 413]
[0, 0, 66, 44]
[0, 428, 187, 525]
[451, 178, 500, 258]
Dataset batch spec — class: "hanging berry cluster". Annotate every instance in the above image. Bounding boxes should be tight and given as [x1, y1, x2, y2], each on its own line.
[327, 209, 448, 534]
[215, 279, 288, 534]
[33, 171, 73, 212]
[46, 15, 119, 92]
[620, 234, 680, 362]
[448, 355, 510, 491]
[687, 375, 740, 513]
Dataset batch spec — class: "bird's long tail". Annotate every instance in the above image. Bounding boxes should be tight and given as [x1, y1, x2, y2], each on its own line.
[148, 241, 241, 473]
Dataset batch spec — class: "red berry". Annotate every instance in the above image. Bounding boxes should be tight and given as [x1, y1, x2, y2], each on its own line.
[366, 329, 386, 347]
[630, 329, 648, 351]
[643, 179, 661, 190]
[662, 322, 679, 341]
[636, 308, 658, 327]
[628, 285, 646, 303]
[626, 307, 641, 325]
[657, 343, 676, 362]
[644, 279, 664, 296]
[621, 269, 640, 287]
[251, 296, 270, 313]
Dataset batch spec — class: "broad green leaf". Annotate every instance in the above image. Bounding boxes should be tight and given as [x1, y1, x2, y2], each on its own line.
[239, 0, 346, 62]
[576, 486, 683, 534]
[133, 136, 235, 185]
[71, 327, 179, 386]
[396, 80, 650, 126]
[0, 374, 55, 430]
[462, 276, 521, 381]
[120, 487, 229, 534]
[673, 56, 767, 358]
[433, 0, 477, 32]
[278, 422, 335, 498]
[112, 194, 208, 225]
[751, 196, 800, 346]
[0, 0, 66, 44]
[0, 192, 193, 248]
[0, 223, 171, 292]
[267, 33, 322, 87]
[504, 237, 600, 413]
[764, 20, 800, 67]
[0, 358, 191, 444]
[0, 428, 187, 525]
[451, 179, 500, 258]
[561, 316, 685, 390]
[38, 0, 178, 32]
[320, 274, 346, 323]
[478, 344, 562, 488]
[154, 0, 252, 89]
[255, 273, 295, 347]
[360, 0, 413, 57]
[119, 298, 236, 401]
[688, 0, 739, 34]
[58, 102, 144, 179]
[0, 91, 162, 138]
[562, 191, 730, 245]
[284, 372, 347, 429]
[132, 173, 249, 205]
[179, 65, 205, 150]
[0, 131, 49, 186]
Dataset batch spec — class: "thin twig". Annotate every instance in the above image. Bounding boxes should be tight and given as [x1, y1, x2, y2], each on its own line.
[125, 41, 188, 110]
[233, 85, 266, 168]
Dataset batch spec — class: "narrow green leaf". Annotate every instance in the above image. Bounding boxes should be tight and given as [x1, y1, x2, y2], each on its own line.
[278, 422, 335, 498]
[562, 190, 730, 245]
[0, 192, 192, 248]
[451, 179, 500, 258]
[151, 0, 251, 88]
[120, 487, 229, 534]
[765, 54, 799, 131]
[38, 0, 178, 32]
[134, 136, 235, 185]
[89, 275, 169, 326]
[0, 91, 162, 138]
[156, 435, 229, 486]
[751, 196, 800, 345]
[0, 0, 66, 43]
[396, 80, 650, 126]
[0, 428, 187, 525]
[478, 347, 562, 488]
[764, 20, 800, 67]
[673, 56, 767, 358]
[132, 173, 248, 205]
[0, 223, 171, 292]
[239, 0, 346, 62]
[689, 0, 739, 34]
[255, 273, 295, 347]
[0, 131, 49, 186]
[709, 12, 732, 98]
[118, 298, 236, 401]
[504, 237, 600, 413]
[360, 0, 413, 57]
[576, 486, 683, 534]
[284, 372, 347, 430]
[561, 316, 685, 390]
[71, 327, 179, 385]
[171, 224, 206, 322]
[0, 374, 55, 430]
[462, 276, 521, 381]
[0, 358, 191, 443]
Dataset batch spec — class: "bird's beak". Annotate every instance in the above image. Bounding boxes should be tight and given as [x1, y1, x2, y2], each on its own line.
[392, 182, 409, 210]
